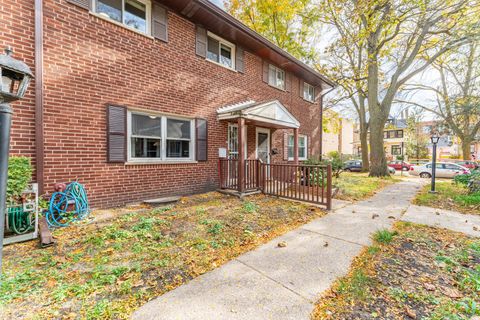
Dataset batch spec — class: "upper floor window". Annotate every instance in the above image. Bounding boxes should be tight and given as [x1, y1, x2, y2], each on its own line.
[303, 82, 315, 102]
[95, 0, 151, 34]
[268, 64, 285, 90]
[206, 32, 235, 70]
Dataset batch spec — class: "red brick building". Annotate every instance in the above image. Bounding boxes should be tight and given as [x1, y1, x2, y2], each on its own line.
[1, 0, 334, 208]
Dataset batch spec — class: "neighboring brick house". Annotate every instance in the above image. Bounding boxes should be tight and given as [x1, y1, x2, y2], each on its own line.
[2, 0, 334, 208]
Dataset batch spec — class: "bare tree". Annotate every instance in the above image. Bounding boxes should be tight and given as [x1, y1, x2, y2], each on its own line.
[401, 41, 480, 159]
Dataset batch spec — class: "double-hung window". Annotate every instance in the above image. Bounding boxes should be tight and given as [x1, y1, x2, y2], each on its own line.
[303, 82, 315, 102]
[128, 111, 194, 162]
[206, 32, 236, 70]
[268, 64, 285, 90]
[95, 0, 151, 34]
[287, 135, 307, 160]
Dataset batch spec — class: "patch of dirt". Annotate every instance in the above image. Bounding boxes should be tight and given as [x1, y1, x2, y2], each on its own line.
[313, 222, 480, 320]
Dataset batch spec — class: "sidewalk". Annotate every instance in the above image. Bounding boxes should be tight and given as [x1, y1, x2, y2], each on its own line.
[402, 204, 480, 237]
[132, 179, 423, 320]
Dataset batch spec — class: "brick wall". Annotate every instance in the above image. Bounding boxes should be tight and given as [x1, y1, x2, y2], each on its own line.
[3, 0, 323, 208]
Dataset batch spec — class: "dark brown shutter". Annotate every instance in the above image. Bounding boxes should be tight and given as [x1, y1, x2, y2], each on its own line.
[262, 61, 269, 83]
[236, 47, 245, 73]
[196, 26, 207, 58]
[66, 0, 91, 10]
[152, 4, 168, 42]
[196, 118, 208, 161]
[107, 105, 127, 163]
[285, 72, 292, 92]
[299, 80, 304, 98]
[283, 132, 289, 161]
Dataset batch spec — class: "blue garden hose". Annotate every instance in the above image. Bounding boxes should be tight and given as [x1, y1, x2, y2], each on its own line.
[46, 182, 89, 227]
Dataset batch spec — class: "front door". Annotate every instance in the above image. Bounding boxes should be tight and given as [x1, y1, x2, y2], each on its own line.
[256, 128, 270, 164]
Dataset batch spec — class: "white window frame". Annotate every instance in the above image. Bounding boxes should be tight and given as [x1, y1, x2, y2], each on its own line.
[303, 82, 315, 102]
[206, 31, 236, 71]
[127, 110, 195, 163]
[268, 64, 285, 90]
[92, 0, 152, 36]
[287, 134, 307, 161]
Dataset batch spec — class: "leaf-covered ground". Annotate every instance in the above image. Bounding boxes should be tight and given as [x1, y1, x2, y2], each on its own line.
[312, 222, 480, 320]
[414, 181, 480, 215]
[333, 173, 401, 202]
[0, 192, 325, 319]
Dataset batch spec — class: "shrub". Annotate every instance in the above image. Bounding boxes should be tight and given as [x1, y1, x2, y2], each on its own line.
[7, 156, 32, 204]
[454, 171, 480, 186]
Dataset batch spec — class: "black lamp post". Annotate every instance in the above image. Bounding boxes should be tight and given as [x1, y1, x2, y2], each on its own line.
[430, 133, 440, 193]
[0, 47, 33, 273]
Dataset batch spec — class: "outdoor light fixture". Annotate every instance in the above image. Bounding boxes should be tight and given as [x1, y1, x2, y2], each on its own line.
[429, 132, 440, 193]
[0, 46, 33, 273]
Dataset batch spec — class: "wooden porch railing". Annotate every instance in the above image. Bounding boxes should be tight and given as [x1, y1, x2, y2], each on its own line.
[219, 159, 332, 210]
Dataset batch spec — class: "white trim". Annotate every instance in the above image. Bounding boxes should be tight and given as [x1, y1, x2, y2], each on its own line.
[127, 110, 195, 163]
[206, 31, 236, 71]
[92, 0, 152, 36]
[228, 123, 247, 159]
[287, 134, 308, 161]
[255, 127, 271, 164]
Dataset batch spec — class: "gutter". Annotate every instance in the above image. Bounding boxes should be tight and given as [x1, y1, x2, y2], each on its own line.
[34, 0, 44, 194]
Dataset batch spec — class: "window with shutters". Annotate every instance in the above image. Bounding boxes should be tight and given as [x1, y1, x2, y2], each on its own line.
[206, 32, 236, 70]
[303, 82, 315, 102]
[287, 135, 307, 160]
[127, 111, 195, 162]
[94, 0, 151, 35]
[268, 64, 285, 90]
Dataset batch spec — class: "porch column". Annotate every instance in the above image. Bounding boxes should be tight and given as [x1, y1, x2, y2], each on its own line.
[238, 117, 246, 193]
[293, 128, 299, 164]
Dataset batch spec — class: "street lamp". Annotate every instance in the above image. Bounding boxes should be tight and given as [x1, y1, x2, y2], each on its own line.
[430, 133, 441, 193]
[0, 47, 33, 273]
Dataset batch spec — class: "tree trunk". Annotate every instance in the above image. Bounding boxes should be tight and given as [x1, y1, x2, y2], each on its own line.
[359, 123, 369, 171]
[369, 119, 389, 176]
[461, 137, 472, 160]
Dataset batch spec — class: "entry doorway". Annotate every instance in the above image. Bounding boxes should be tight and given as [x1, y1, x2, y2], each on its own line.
[256, 127, 270, 164]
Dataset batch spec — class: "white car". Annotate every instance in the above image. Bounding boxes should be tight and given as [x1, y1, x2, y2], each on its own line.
[410, 162, 471, 178]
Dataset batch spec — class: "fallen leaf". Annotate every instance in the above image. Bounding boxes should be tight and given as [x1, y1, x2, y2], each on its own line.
[324, 241, 329, 247]
[372, 214, 379, 219]
[441, 287, 462, 298]
[277, 241, 287, 248]
[423, 283, 435, 291]
[405, 306, 416, 319]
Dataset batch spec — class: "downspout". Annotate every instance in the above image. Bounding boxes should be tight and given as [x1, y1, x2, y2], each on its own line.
[319, 85, 335, 160]
[35, 0, 44, 194]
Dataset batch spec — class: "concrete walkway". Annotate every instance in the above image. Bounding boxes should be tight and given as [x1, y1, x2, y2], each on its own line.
[402, 205, 480, 237]
[132, 179, 423, 320]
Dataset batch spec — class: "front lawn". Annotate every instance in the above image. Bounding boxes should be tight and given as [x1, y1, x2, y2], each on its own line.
[413, 181, 480, 214]
[0, 192, 325, 319]
[333, 172, 401, 202]
[312, 222, 480, 320]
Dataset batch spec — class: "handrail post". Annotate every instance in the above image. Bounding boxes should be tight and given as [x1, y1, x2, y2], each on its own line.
[326, 164, 332, 210]
[218, 158, 222, 189]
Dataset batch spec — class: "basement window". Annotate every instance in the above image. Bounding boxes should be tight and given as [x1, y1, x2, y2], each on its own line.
[95, 0, 150, 34]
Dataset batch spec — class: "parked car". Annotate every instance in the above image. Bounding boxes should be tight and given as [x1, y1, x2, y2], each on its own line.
[454, 160, 479, 170]
[344, 160, 396, 174]
[344, 160, 362, 172]
[410, 162, 471, 178]
[388, 160, 412, 171]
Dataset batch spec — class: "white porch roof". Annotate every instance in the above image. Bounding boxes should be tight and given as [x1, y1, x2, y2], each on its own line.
[217, 100, 300, 129]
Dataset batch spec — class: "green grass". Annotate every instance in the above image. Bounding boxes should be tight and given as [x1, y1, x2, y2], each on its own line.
[373, 229, 397, 244]
[334, 172, 400, 201]
[414, 182, 480, 214]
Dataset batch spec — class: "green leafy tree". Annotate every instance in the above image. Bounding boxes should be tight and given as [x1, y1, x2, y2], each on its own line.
[404, 113, 429, 160]
[225, 0, 319, 62]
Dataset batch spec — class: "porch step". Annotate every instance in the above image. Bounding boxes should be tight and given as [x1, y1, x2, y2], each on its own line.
[143, 196, 180, 205]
